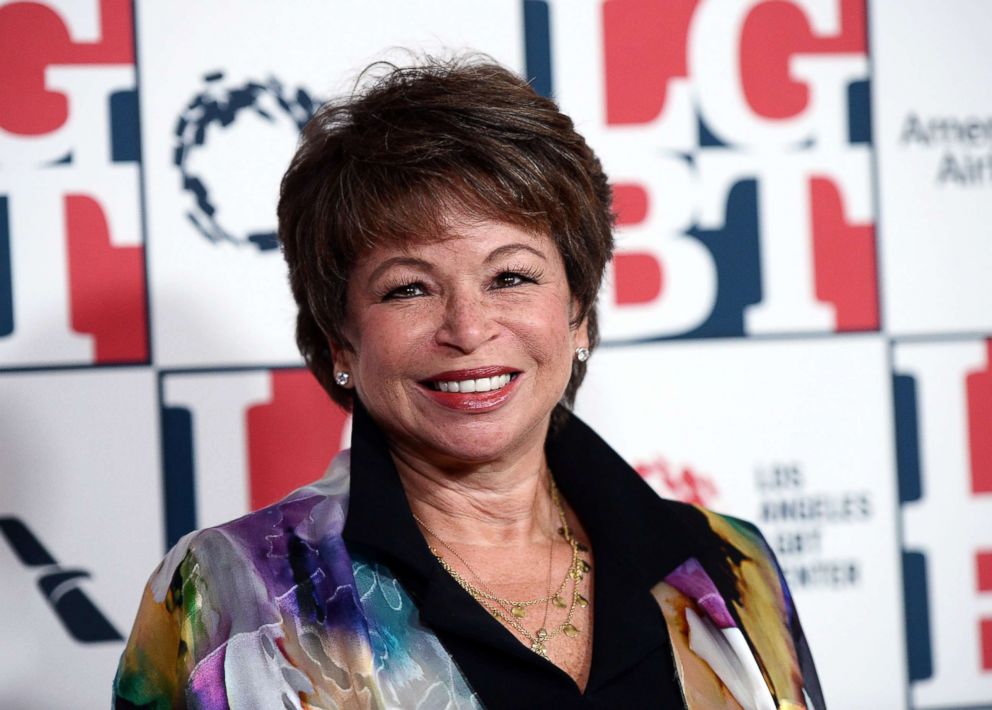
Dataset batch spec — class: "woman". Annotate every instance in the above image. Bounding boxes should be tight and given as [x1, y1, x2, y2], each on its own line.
[113, 59, 824, 709]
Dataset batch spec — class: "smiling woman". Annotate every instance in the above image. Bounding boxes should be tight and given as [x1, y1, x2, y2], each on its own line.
[113, 57, 826, 710]
[338, 221, 581, 466]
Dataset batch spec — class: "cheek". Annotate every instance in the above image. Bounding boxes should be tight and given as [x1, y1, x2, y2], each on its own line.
[355, 332, 400, 374]
[351, 311, 433, 377]
[514, 303, 576, 370]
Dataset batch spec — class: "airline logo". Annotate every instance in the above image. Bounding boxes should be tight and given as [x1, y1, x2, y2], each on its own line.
[894, 339, 992, 708]
[532, 0, 876, 341]
[0, 0, 147, 367]
[0, 517, 122, 644]
[159, 368, 350, 546]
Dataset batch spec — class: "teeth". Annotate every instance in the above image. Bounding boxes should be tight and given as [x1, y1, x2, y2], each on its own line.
[434, 374, 512, 393]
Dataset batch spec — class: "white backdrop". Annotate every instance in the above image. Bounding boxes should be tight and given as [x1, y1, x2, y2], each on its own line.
[1, 0, 990, 707]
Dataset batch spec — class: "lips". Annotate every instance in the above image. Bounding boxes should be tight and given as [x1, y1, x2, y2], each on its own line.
[419, 366, 521, 411]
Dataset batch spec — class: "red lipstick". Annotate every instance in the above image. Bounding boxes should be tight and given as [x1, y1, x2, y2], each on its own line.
[417, 366, 521, 412]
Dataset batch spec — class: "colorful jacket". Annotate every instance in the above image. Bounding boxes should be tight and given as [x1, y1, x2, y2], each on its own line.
[114, 441, 824, 709]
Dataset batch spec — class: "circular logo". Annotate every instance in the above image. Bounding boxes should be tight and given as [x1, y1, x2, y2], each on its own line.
[173, 72, 316, 251]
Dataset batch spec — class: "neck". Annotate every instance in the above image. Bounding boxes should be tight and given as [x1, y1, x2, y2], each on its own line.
[390, 442, 555, 548]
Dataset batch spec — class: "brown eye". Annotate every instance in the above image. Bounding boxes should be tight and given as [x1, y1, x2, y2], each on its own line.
[493, 272, 531, 288]
[384, 283, 426, 300]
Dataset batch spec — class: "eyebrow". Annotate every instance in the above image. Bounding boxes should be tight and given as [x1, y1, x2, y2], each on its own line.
[484, 243, 549, 263]
[367, 256, 434, 284]
[366, 243, 549, 283]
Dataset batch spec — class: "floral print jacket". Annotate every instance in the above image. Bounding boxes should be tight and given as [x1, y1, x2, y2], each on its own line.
[114, 417, 824, 709]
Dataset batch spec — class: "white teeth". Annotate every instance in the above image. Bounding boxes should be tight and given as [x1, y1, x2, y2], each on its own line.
[433, 373, 513, 393]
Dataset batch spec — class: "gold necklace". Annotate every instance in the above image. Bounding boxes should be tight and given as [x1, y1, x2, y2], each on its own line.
[413, 478, 578, 611]
[422, 532, 576, 612]
[413, 479, 592, 657]
[414, 491, 575, 614]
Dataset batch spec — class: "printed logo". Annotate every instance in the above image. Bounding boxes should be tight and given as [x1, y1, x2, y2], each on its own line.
[160, 368, 350, 546]
[634, 454, 719, 507]
[894, 339, 992, 708]
[899, 112, 992, 188]
[755, 460, 871, 590]
[173, 72, 316, 251]
[528, 0, 876, 341]
[0, 517, 122, 643]
[0, 0, 147, 367]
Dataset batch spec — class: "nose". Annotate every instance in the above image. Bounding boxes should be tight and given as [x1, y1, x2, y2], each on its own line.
[434, 288, 498, 353]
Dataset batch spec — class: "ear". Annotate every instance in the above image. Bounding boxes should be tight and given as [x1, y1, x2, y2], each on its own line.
[573, 316, 590, 351]
[570, 298, 590, 350]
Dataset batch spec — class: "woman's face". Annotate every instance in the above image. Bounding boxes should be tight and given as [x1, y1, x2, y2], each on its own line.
[335, 218, 586, 467]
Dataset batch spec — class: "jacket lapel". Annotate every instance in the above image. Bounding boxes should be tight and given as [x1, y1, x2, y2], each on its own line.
[653, 508, 816, 710]
[653, 558, 777, 710]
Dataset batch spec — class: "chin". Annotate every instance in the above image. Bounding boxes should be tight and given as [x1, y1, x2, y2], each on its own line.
[422, 418, 549, 465]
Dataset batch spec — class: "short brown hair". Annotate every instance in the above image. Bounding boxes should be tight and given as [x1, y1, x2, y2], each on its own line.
[278, 57, 614, 416]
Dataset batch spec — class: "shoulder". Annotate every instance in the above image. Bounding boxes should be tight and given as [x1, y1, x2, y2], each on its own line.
[694, 507, 778, 570]
[114, 451, 355, 707]
[169, 447, 351, 596]
[650, 496, 778, 572]
[153, 449, 353, 592]
[654, 499, 791, 618]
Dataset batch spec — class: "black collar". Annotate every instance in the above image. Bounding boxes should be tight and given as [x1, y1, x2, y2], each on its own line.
[342, 401, 702, 693]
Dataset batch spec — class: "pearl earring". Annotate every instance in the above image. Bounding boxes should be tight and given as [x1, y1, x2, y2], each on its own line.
[334, 372, 351, 387]
[575, 347, 590, 362]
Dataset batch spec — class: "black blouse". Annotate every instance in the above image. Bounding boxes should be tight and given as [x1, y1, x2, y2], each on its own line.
[342, 403, 693, 708]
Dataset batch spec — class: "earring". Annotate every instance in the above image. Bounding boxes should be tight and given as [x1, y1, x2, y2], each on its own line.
[334, 372, 351, 387]
[575, 347, 590, 362]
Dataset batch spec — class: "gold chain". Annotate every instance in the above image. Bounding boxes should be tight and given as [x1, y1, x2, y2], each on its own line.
[413, 479, 592, 657]
[423, 534, 577, 609]
[413, 487, 575, 609]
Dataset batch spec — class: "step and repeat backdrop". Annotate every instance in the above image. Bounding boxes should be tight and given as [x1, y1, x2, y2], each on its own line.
[1, 0, 990, 707]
